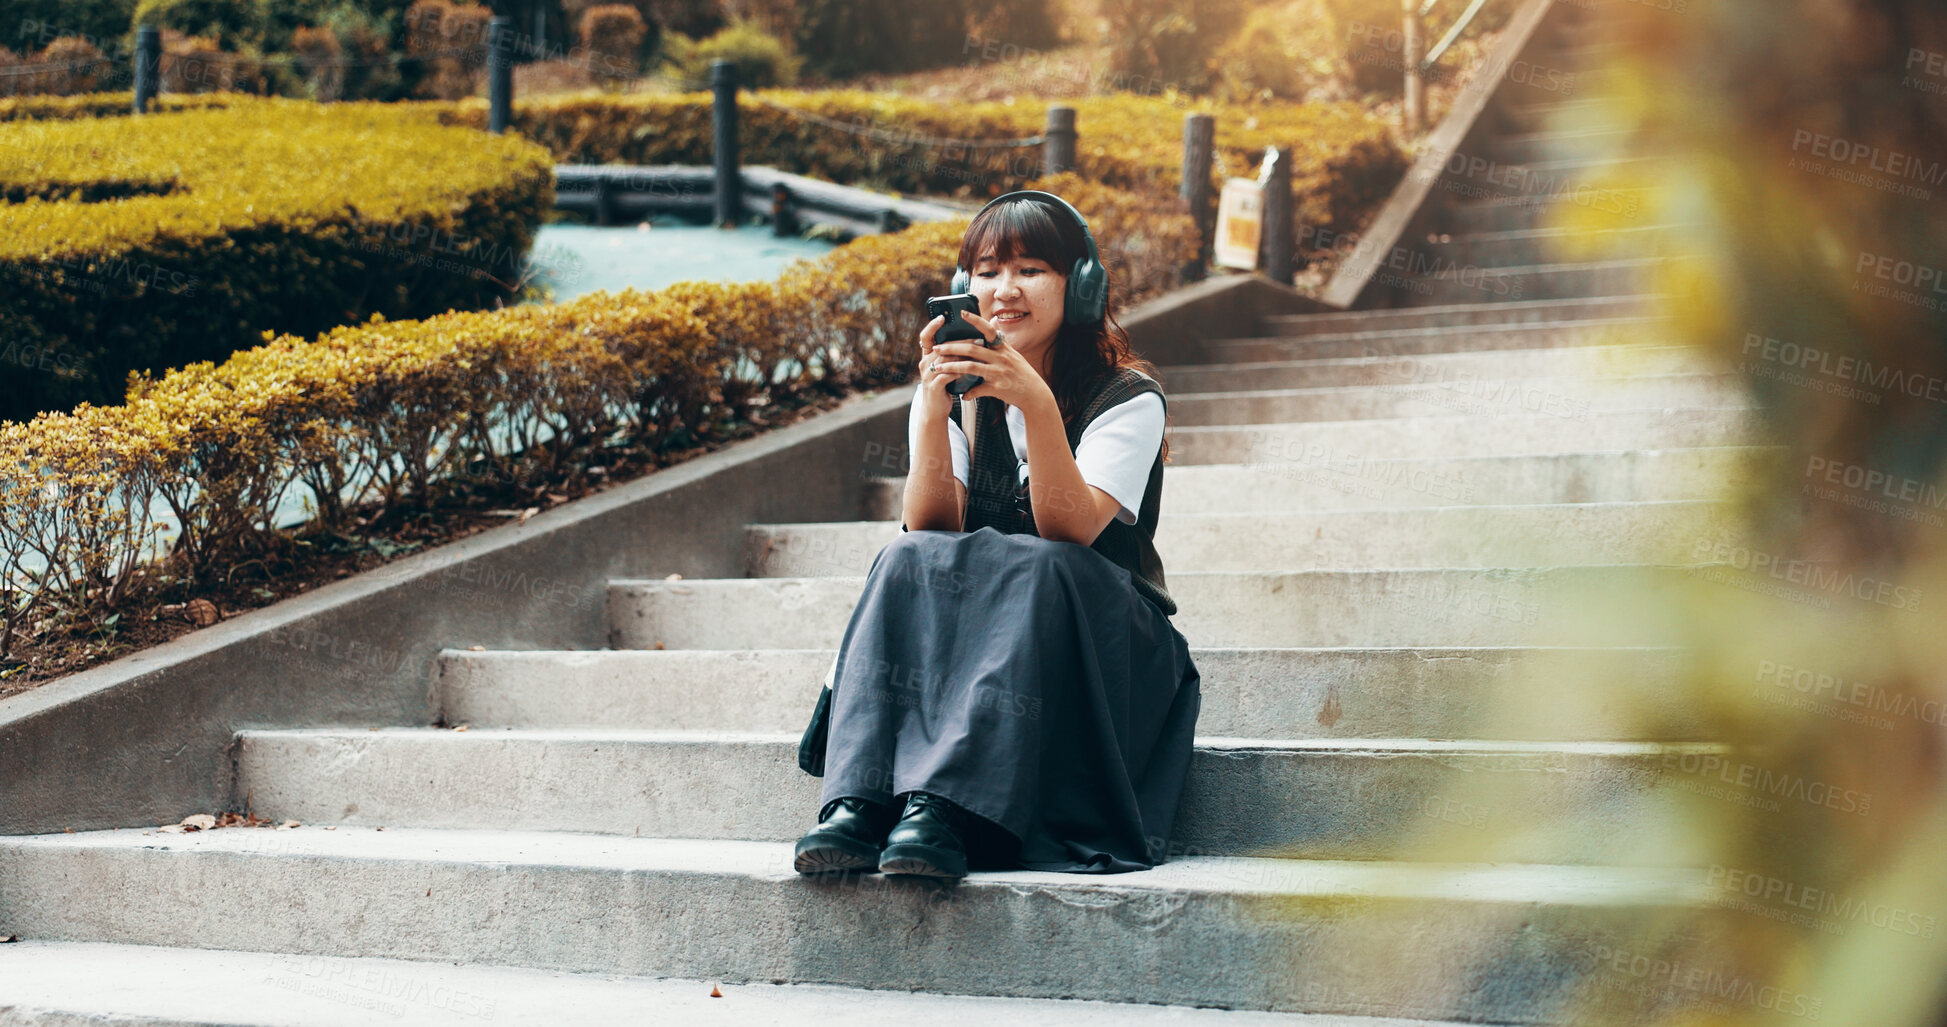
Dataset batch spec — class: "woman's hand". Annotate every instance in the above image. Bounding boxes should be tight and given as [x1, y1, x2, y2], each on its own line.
[927, 311, 1056, 416]
[915, 314, 959, 425]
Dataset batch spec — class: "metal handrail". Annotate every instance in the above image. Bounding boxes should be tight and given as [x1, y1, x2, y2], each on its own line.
[1421, 0, 1496, 70]
[1402, 0, 1498, 131]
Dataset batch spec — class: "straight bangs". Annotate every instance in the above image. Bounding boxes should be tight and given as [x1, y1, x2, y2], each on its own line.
[956, 198, 1077, 281]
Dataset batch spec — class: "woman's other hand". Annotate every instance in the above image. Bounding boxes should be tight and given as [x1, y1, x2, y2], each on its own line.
[928, 311, 1057, 418]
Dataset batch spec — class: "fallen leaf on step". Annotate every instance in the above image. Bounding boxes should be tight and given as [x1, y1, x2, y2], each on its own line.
[545, 493, 569, 504]
[468, 645, 485, 651]
[654, 642, 665, 650]
[0, 935, 17, 943]
[517, 507, 540, 525]
[710, 983, 723, 998]
[179, 814, 216, 831]
[278, 820, 300, 829]
[453, 724, 469, 732]
[664, 573, 683, 581]
[157, 824, 186, 833]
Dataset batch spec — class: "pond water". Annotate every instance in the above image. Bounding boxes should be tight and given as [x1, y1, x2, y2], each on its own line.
[523, 219, 838, 303]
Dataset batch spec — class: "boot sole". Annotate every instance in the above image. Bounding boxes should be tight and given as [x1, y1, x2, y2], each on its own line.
[878, 841, 968, 879]
[793, 837, 882, 875]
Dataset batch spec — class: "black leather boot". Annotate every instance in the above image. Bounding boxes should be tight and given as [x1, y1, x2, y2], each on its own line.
[878, 791, 977, 880]
[794, 796, 897, 874]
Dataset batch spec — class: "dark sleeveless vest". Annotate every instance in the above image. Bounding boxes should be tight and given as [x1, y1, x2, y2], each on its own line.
[930, 367, 1177, 617]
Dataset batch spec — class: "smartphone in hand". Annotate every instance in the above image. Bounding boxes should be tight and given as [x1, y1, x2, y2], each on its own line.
[926, 293, 994, 396]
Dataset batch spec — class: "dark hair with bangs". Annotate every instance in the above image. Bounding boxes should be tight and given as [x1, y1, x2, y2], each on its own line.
[954, 196, 1170, 462]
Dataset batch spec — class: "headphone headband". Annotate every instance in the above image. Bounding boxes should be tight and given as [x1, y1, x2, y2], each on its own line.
[951, 190, 1107, 325]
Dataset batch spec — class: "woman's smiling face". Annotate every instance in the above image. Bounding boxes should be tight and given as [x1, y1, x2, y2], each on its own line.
[971, 250, 1066, 354]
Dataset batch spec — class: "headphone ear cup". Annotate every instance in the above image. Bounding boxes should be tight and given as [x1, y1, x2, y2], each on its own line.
[950, 267, 971, 295]
[1065, 256, 1106, 324]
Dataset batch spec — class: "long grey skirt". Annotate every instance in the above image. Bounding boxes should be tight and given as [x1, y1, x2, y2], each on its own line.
[818, 525, 1202, 873]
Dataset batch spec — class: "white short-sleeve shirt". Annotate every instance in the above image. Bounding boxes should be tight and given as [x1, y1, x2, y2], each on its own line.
[906, 375, 1165, 525]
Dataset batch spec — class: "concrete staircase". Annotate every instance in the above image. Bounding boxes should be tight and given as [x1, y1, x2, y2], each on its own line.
[0, 8, 1753, 1026]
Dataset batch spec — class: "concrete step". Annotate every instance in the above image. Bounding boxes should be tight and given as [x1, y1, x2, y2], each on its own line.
[1156, 343, 1711, 393]
[862, 448, 1766, 518]
[1431, 155, 1663, 205]
[1262, 294, 1654, 335]
[229, 728, 1724, 865]
[434, 645, 1704, 741]
[0, 826, 1721, 1021]
[1164, 407, 1757, 464]
[1381, 258, 1663, 306]
[0, 940, 1401, 1027]
[1435, 190, 1656, 233]
[1417, 224, 1678, 266]
[1501, 97, 1631, 132]
[608, 565, 1704, 649]
[1167, 373, 1742, 426]
[1206, 317, 1666, 361]
[1491, 126, 1637, 164]
[743, 502, 1733, 577]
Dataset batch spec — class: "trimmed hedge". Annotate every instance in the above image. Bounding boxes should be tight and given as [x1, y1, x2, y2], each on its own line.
[0, 93, 552, 423]
[0, 173, 1195, 651]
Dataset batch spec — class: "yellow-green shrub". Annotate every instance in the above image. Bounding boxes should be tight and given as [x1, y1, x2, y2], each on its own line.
[0, 94, 552, 423]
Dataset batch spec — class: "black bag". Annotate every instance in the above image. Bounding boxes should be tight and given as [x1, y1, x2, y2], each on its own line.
[799, 684, 832, 776]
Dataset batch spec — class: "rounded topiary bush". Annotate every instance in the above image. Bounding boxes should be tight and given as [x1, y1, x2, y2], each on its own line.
[0, 94, 555, 423]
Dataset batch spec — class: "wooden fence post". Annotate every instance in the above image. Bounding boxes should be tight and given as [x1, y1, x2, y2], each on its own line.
[1042, 106, 1076, 177]
[133, 25, 160, 114]
[488, 15, 513, 134]
[712, 60, 742, 227]
[1260, 146, 1294, 286]
[1179, 112, 1215, 283]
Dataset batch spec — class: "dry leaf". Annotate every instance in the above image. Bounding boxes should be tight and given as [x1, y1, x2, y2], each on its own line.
[710, 983, 723, 998]
[157, 824, 186, 834]
[517, 507, 540, 525]
[467, 645, 485, 651]
[664, 572, 683, 581]
[278, 820, 300, 829]
[183, 598, 220, 628]
[545, 493, 569, 504]
[654, 642, 665, 650]
[453, 724, 469, 732]
[180, 814, 216, 831]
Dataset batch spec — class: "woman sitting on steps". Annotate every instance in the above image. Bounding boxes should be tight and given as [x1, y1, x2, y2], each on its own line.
[793, 190, 1203, 881]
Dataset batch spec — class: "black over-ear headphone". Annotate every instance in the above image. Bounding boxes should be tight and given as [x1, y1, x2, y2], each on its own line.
[949, 190, 1107, 325]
